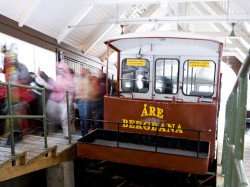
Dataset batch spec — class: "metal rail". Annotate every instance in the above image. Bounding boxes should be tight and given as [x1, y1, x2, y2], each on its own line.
[79, 118, 211, 158]
[0, 82, 48, 155]
[221, 49, 250, 187]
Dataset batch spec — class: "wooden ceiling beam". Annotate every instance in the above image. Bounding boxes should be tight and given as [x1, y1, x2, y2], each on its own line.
[17, 0, 42, 27]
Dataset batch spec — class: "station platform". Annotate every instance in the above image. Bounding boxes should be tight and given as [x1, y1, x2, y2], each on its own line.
[0, 132, 81, 182]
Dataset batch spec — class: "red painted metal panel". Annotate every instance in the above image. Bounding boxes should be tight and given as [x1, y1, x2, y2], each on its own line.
[77, 142, 210, 175]
[104, 96, 217, 164]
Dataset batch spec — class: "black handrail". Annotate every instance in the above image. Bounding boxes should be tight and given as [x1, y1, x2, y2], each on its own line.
[78, 117, 211, 158]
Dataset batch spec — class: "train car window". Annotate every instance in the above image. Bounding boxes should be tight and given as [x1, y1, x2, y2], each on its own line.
[155, 59, 179, 94]
[121, 58, 150, 93]
[182, 60, 216, 97]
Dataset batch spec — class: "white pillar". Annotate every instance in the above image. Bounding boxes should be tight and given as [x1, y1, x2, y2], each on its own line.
[47, 161, 75, 187]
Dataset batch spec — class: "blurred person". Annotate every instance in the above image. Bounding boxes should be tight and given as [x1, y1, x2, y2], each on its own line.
[0, 45, 4, 74]
[3, 48, 35, 105]
[0, 84, 7, 135]
[91, 69, 106, 129]
[29, 72, 46, 131]
[2, 45, 35, 143]
[29, 70, 54, 135]
[36, 70, 54, 101]
[45, 62, 75, 138]
[68, 68, 76, 133]
[74, 68, 93, 136]
[3, 44, 19, 84]
[15, 61, 33, 85]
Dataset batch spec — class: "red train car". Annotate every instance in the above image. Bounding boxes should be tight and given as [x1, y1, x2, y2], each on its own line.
[77, 31, 223, 186]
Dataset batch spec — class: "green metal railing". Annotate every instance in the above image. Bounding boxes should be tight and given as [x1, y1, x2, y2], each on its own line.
[0, 82, 48, 155]
[0, 82, 73, 157]
[66, 91, 71, 144]
[221, 49, 250, 187]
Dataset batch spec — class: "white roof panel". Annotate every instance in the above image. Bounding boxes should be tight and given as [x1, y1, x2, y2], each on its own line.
[0, 0, 249, 63]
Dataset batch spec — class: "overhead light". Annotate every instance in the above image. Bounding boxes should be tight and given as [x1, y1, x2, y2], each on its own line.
[120, 25, 126, 35]
[136, 49, 142, 59]
[229, 22, 236, 37]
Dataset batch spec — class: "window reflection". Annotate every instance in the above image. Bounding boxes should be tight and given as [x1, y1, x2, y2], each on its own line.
[155, 59, 179, 94]
[121, 59, 150, 93]
[182, 60, 215, 97]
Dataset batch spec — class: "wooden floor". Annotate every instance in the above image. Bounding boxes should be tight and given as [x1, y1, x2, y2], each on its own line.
[0, 132, 81, 182]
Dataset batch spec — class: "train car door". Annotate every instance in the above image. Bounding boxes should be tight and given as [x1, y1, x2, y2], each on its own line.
[119, 55, 153, 100]
[152, 56, 180, 101]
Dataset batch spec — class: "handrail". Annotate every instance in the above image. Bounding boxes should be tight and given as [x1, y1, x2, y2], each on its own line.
[0, 81, 47, 155]
[119, 78, 151, 82]
[79, 118, 211, 158]
[221, 49, 250, 186]
[66, 91, 71, 144]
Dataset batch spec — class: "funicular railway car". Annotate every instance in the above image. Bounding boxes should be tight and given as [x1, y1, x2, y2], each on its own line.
[77, 31, 223, 186]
